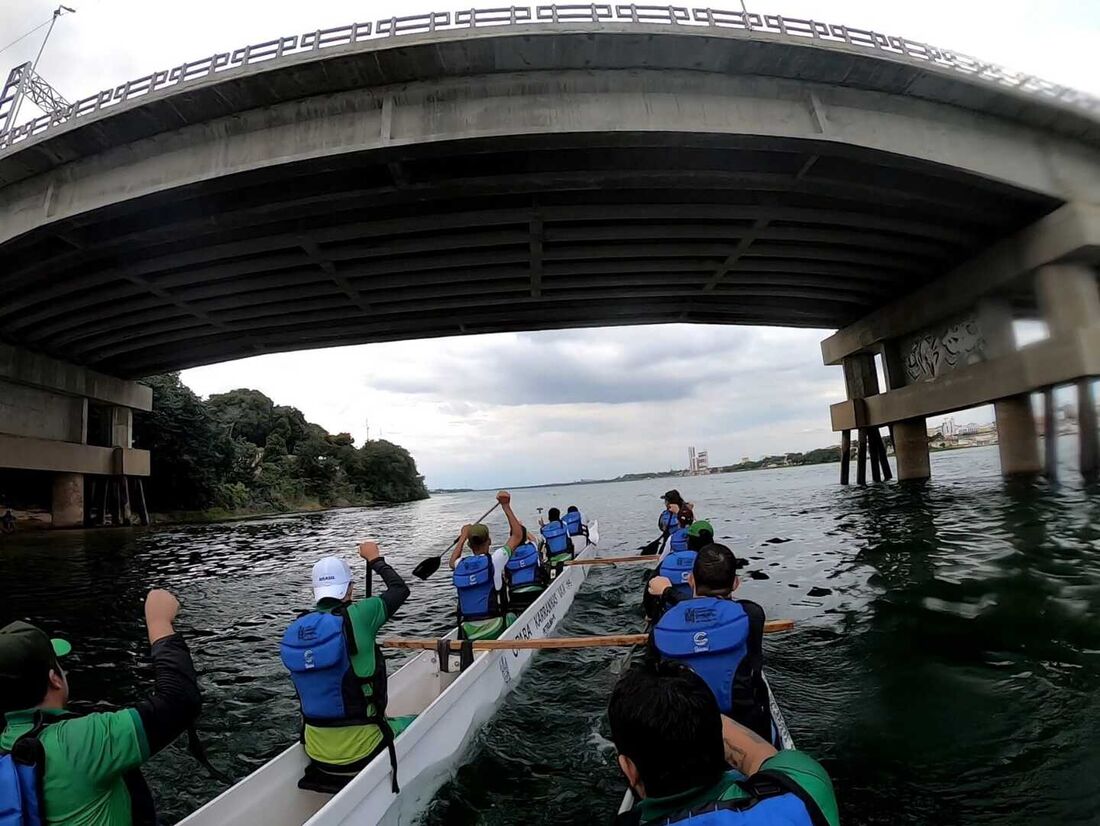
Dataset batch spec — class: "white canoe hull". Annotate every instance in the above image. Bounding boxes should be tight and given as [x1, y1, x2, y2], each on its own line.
[179, 523, 600, 826]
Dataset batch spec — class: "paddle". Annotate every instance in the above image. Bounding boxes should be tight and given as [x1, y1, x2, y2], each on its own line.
[411, 501, 502, 580]
[382, 621, 795, 651]
[564, 555, 659, 566]
[639, 534, 664, 555]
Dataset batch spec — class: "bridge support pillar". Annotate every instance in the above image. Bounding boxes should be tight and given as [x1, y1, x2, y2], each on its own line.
[51, 472, 84, 529]
[994, 396, 1041, 477]
[1037, 263, 1100, 481]
[892, 418, 930, 481]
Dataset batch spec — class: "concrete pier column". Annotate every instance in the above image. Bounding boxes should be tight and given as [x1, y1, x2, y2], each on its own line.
[995, 395, 1041, 477]
[893, 418, 930, 481]
[1080, 379, 1099, 483]
[1037, 264, 1100, 481]
[51, 473, 85, 528]
[110, 407, 134, 448]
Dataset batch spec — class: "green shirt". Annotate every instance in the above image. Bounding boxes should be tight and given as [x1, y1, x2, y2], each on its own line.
[1, 707, 149, 826]
[302, 595, 389, 767]
[632, 751, 839, 826]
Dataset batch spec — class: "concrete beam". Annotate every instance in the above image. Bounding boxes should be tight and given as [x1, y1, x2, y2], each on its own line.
[1, 63, 1091, 251]
[821, 202, 1100, 365]
[828, 323, 1100, 429]
[0, 343, 152, 410]
[0, 434, 150, 476]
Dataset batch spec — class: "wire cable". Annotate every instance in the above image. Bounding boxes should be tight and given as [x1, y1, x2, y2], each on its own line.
[0, 18, 54, 58]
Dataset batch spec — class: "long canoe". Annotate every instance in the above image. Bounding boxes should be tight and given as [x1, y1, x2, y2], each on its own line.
[179, 522, 600, 826]
[617, 673, 794, 815]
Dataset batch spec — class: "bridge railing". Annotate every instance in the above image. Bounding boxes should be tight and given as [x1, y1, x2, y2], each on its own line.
[1, 5, 1095, 151]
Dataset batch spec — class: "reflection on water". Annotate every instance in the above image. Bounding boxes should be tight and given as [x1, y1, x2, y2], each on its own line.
[1, 443, 1098, 824]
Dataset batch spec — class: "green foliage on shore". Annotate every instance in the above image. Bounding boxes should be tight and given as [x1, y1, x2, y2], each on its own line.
[134, 374, 428, 513]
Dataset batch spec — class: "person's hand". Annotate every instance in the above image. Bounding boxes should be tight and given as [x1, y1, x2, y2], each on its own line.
[145, 589, 179, 644]
[667, 503, 680, 515]
[145, 589, 180, 624]
[496, 490, 511, 505]
[449, 557, 459, 570]
[647, 576, 673, 596]
[359, 541, 381, 562]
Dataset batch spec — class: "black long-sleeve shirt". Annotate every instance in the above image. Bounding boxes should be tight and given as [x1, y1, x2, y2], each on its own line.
[370, 556, 410, 620]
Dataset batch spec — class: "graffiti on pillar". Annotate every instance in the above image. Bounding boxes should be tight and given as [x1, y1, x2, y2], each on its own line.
[900, 313, 986, 384]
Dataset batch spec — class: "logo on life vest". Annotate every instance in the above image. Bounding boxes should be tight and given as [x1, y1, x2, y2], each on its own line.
[468, 574, 478, 585]
[680, 571, 691, 582]
[304, 648, 315, 669]
[693, 631, 709, 652]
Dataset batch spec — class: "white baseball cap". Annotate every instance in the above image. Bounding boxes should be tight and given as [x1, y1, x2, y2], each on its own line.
[312, 556, 353, 602]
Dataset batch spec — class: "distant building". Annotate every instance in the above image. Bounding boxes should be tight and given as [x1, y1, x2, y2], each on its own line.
[696, 450, 709, 473]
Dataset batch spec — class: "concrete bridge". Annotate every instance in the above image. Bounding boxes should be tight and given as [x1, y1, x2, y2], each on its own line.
[0, 6, 1097, 525]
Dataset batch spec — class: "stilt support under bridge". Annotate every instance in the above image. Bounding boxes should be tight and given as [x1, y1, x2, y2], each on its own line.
[823, 203, 1100, 484]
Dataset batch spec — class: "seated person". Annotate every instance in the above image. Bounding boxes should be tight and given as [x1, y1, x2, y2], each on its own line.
[0, 591, 201, 825]
[642, 520, 714, 620]
[449, 490, 526, 640]
[280, 541, 412, 792]
[647, 542, 777, 745]
[539, 507, 574, 569]
[505, 531, 549, 613]
[563, 505, 586, 538]
[608, 660, 838, 826]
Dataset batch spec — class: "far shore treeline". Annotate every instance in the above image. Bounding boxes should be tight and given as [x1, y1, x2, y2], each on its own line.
[134, 374, 429, 517]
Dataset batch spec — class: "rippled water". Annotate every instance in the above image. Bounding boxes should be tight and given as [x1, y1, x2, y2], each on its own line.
[2, 442, 1099, 825]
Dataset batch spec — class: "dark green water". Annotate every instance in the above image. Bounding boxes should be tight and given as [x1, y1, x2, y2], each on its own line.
[2, 442, 1099, 824]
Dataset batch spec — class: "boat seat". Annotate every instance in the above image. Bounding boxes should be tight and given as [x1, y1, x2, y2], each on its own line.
[297, 766, 355, 795]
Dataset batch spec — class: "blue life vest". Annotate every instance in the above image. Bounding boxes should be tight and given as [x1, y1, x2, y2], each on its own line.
[659, 509, 679, 533]
[658, 550, 697, 600]
[540, 520, 571, 556]
[280, 608, 380, 726]
[653, 597, 750, 716]
[563, 511, 583, 536]
[643, 785, 816, 825]
[0, 719, 45, 826]
[506, 541, 544, 589]
[669, 527, 690, 553]
[453, 554, 503, 621]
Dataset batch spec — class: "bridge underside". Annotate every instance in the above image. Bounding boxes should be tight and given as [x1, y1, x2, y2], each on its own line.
[0, 134, 1056, 377]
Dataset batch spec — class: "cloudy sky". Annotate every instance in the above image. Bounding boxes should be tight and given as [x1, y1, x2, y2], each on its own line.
[2, 1, 1095, 488]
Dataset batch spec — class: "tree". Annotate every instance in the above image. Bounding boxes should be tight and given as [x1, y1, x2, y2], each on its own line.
[350, 440, 429, 502]
[133, 374, 232, 510]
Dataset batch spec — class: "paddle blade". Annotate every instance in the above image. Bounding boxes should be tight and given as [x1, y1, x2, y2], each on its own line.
[412, 555, 442, 580]
[639, 537, 662, 556]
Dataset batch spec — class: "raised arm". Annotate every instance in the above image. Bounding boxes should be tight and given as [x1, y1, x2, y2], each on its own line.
[360, 541, 410, 619]
[132, 590, 203, 755]
[449, 525, 470, 570]
[497, 490, 526, 551]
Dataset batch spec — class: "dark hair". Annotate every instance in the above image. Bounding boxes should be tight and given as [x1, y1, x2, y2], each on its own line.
[608, 660, 727, 798]
[0, 658, 56, 714]
[468, 534, 490, 551]
[663, 490, 684, 507]
[687, 528, 715, 552]
[693, 543, 737, 595]
[548, 507, 561, 521]
[566, 505, 579, 513]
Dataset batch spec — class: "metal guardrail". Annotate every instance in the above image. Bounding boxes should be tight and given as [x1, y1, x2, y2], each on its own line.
[0, 4, 1096, 152]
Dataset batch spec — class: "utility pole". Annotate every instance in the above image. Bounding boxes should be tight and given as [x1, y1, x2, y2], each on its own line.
[4, 5, 74, 135]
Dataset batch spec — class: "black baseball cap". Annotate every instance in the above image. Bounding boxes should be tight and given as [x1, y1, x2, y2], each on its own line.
[662, 489, 682, 501]
[0, 622, 71, 711]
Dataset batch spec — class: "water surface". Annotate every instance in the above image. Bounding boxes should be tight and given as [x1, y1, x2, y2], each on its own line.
[2, 442, 1098, 824]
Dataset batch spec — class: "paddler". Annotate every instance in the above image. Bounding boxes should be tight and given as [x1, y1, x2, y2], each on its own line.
[448, 490, 528, 640]
[279, 541, 412, 793]
[539, 507, 575, 569]
[609, 660, 839, 826]
[0, 590, 202, 826]
[646, 542, 778, 745]
[642, 519, 715, 620]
